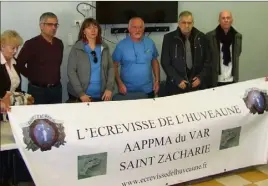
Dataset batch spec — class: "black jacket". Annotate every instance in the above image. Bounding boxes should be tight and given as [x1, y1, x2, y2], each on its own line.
[161, 27, 210, 93]
[0, 59, 21, 98]
[0, 59, 21, 121]
[206, 28, 242, 87]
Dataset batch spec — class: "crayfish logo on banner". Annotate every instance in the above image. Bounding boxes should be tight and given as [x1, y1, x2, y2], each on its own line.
[22, 114, 66, 152]
[243, 88, 268, 115]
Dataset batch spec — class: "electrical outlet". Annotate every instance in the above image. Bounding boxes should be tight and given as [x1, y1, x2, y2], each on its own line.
[74, 20, 83, 27]
[82, 4, 91, 11]
[67, 33, 74, 46]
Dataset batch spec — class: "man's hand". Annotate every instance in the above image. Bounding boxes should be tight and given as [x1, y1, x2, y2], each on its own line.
[178, 80, 188, 89]
[80, 94, 92, 102]
[265, 76, 268, 81]
[153, 81, 160, 95]
[102, 90, 112, 101]
[192, 77, 201, 88]
[118, 82, 127, 95]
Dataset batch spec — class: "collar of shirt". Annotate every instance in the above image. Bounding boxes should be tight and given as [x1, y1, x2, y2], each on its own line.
[127, 35, 145, 43]
[84, 43, 102, 53]
[0, 52, 16, 65]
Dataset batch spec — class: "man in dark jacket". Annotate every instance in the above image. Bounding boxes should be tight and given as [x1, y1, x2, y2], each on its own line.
[206, 10, 242, 88]
[161, 11, 210, 96]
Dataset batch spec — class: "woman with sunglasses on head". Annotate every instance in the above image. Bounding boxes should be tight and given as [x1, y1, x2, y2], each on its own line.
[67, 18, 115, 102]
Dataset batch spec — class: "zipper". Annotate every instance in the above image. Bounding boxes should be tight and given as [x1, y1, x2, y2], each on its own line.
[194, 32, 202, 57]
[83, 48, 92, 87]
[101, 48, 107, 82]
[99, 47, 106, 93]
[232, 36, 237, 75]
[177, 37, 189, 82]
[192, 32, 202, 77]
[175, 44, 178, 58]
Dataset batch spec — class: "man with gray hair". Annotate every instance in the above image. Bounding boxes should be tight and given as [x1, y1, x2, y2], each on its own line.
[161, 11, 209, 96]
[112, 17, 160, 100]
[17, 12, 64, 104]
[206, 10, 242, 87]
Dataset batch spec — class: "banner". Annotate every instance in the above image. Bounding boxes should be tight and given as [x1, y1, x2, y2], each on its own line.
[8, 78, 268, 186]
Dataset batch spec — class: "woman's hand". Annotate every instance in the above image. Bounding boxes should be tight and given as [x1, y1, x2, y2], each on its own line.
[1, 92, 12, 113]
[80, 94, 92, 102]
[102, 90, 112, 101]
[27, 96, 35, 105]
[1, 101, 8, 113]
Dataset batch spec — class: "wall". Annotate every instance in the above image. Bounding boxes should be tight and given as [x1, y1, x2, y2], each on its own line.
[1, 2, 92, 101]
[1, 1, 268, 101]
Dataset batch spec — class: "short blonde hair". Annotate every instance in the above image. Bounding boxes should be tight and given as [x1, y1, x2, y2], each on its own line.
[0, 30, 23, 47]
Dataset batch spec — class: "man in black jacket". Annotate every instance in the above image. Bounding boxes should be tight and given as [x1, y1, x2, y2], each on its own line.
[206, 10, 242, 88]
[161, 11, 210, 96]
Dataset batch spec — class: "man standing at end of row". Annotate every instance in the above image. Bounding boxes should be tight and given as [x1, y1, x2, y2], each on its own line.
[206, 10, 242, 87]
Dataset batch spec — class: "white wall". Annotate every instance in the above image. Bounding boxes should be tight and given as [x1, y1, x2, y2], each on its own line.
[1, 1, 268, 101]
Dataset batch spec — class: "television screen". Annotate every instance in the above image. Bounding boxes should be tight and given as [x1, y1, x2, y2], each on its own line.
[96, 1, 178, 24]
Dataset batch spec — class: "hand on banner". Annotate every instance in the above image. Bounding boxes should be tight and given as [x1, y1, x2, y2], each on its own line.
[0, 92, 12, 113]
[192, 77, 200, 88]
[0, 101, 8, 113]
[178, 80, 188, 89]
[118, 82, 127, 95]
[102, 90, 112, 101]
[265, 76, 268, 81]
[153, 81, 160, 95]
[80, 94, 92, 102]
[27, 95, 35, 105]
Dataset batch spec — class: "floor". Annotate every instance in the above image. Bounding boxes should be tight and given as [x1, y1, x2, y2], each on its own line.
[187, 165, 268, 186]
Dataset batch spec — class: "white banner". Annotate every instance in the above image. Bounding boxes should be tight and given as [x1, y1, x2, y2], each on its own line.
[8, 78, 268, 186]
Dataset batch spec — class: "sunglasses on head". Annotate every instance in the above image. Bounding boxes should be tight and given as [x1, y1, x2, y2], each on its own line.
[90, 51, 98, 63]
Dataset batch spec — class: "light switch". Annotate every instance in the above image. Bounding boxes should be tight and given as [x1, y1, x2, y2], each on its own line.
[68, 33, 74, 46]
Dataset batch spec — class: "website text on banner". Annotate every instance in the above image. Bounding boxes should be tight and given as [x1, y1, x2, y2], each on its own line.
[8, 78, 268, 186]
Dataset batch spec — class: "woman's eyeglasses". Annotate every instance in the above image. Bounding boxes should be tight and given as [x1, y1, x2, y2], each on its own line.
[90, 51, 98, 63]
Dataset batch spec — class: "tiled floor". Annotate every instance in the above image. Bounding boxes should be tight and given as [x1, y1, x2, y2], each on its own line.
[188, 165, 268, 186]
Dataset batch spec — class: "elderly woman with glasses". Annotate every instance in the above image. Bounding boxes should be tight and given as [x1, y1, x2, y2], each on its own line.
[67, 18, 115, 102]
